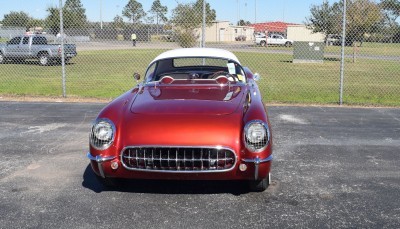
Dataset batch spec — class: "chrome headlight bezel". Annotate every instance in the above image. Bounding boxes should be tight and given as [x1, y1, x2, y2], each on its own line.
[89, 118, 116, 150]
[243, 120, 270, 153]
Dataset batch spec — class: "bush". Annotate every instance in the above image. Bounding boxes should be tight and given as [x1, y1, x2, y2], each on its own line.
[176, 30, 198, 48]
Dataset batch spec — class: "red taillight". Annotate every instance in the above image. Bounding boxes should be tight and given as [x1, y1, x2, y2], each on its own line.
[58, 46, 61, 55]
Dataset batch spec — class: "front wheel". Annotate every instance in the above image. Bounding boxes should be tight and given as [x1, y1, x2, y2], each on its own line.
[285, 41, 292, 47]
[260, 40, 266, 47]
[39, 53, 50, 66]
[0, 52, 5, 64]
[249, 173, 271, 192]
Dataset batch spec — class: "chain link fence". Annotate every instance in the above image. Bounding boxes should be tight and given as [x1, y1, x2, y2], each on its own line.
[0, 0, 399, 106]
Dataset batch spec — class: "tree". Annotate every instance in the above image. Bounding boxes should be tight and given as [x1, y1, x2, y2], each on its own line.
[122, 0, 146, 24]
[2, 11, 30, 27]
[27, 19, 45, 29]
[306, 0, 342, 36]
[380, 0, 400, 21]
[45, 7, 60, 34]
[149, 0, 168, 34]
[237, 19, 251, 26]
[63, 0, 88, 29]
[380, 0, 400, 42]
[112, 15, 125, 30]
[171, 0, 216, 47]
[346, 0, 383, 44]
[306, 0, 382, 45]
[45, 0, 88, 34]
[172, 0, 216, 30]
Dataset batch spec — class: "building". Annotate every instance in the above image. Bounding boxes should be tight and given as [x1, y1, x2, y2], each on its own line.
[250, 21, 325, 42]
[287, 25, 325, 42]
[196, 21, 255, 42]
[250, 21, 299, 37]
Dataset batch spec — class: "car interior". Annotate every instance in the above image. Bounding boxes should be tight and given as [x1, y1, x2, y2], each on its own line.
[145, 57, 246, 84]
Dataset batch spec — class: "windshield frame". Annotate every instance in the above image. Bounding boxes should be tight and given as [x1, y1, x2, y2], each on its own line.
[143, 56, 247, 86]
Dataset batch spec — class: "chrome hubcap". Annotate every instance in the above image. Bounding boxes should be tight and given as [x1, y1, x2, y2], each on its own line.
[40, 56, 48, 65]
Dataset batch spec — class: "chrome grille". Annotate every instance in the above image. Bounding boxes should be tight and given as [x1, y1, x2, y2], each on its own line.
[121, 147, 236, 172]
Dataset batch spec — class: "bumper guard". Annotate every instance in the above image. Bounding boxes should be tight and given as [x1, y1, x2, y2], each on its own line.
[241, 155, 273, 180]
[87, 152, 116, 178]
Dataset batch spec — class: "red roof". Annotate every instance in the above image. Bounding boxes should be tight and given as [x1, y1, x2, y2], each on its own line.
[250, 21, 300, 33]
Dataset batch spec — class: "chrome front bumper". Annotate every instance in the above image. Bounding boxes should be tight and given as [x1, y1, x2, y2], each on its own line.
[87, 152, 116, 178]
[87, 152, 272, 180]
[241, 155, 273, 180]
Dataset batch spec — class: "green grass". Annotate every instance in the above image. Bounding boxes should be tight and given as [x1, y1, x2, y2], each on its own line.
[324, 42, 400, 57]
[0, 49, 164, 98]
[1, 48, 400, 106]
[235, 51, 400, 106]
[251, 41, 400, 57]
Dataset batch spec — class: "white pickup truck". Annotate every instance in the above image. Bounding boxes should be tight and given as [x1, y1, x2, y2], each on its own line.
[0, 34, 77, 66]
[255, 34, 293, 47]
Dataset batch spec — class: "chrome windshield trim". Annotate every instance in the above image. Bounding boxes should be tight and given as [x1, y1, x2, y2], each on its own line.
[87, 152, 116, 163]
[119, 145, 237, 173]
[144, 82, 246, 87]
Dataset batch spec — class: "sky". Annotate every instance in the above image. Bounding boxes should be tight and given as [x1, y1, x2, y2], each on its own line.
[0, 0, 327, 25]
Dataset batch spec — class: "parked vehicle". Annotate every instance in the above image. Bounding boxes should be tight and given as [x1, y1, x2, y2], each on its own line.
[325, 34, 341, 46]
[255, 33, 293, 47]
[235, 35, 247, 41]
[325, 34, 354, 46]
[87, 48, 273, 192]
[0, 34, 77, 66]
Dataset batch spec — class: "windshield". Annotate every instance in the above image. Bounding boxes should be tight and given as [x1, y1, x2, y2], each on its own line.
[145, 57, 247, 85]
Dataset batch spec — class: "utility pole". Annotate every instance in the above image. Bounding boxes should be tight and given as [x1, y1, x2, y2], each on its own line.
[201, 0, 206, 48]
[255, 0, 257, 23]
[59, 0, 66, 98]
[237, 0, 239, 24]
[339, 0, 347, 105]
[100, 0, 103, 29]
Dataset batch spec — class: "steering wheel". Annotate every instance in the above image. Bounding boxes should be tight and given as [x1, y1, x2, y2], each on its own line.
[210, 71, 239, 82]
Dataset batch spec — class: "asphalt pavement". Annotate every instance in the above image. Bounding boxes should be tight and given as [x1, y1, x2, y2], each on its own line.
[0, 101, 399, 228]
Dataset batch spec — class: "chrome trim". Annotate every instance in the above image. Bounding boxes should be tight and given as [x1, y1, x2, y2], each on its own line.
[120, 145, 237, 173]
[87, 152, 117, 178]
[241, 154, 273, 164]
[89, 118, 116, 151]
[98, 161, 105, 178]
[243, 120, 271, 153]
[87, 152, 116, 162]
[144, 81, 245, 87]
[241, 155, 273, 180]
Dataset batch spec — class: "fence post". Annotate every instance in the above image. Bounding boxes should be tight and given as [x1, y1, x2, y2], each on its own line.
[339, 0, 347, 105]
[201, 0, 206, 48]
[59, 0, 66, 98]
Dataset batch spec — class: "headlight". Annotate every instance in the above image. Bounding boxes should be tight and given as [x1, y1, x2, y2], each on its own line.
[90, 118, 115, 150]
[244, 120, 270, 152]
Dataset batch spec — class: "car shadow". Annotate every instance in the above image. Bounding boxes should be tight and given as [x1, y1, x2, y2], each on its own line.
[82, 164, 249, 195]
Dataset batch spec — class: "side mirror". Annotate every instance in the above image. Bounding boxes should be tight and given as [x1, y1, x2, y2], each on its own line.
[253, 73, 261, 81]
[133, 73, 140, 83]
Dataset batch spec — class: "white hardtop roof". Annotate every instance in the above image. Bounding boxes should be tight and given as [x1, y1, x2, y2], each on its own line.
[152, 48, 240, 64]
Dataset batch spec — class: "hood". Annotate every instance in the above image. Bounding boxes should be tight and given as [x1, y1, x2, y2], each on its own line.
[130, 85, 244, 115]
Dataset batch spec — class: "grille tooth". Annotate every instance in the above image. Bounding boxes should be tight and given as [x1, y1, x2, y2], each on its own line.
[121, 147, 236, 172]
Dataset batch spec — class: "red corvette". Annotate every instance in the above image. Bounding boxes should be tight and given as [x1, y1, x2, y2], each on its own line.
[87, 48, 273, 191]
